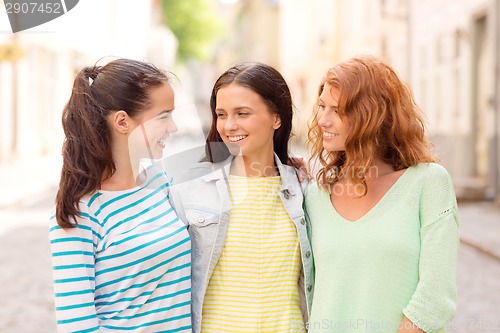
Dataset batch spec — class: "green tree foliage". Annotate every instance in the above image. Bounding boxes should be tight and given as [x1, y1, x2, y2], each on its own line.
[160, 0, 223, 62]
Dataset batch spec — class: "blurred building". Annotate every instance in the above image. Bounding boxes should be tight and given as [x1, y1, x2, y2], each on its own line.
[404, 0, 499, 202]
[330, 0, 500, 201]
[0, 0, 177, 163]
[277, 0, 408, 145]
[211, 0, 411, 147]
[183, 0, 281, 135]
[213, 0, 280, 69]
[278, 0, 339, 144]
[263, 0, 500, 201]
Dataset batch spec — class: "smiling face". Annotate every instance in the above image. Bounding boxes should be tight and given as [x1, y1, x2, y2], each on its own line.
[128, 82, 177, 159]
[317, 83, 348, 152]
[215, 83, 281, 160]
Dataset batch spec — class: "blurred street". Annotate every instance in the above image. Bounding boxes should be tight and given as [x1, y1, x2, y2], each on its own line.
[0, 153, 498, 333]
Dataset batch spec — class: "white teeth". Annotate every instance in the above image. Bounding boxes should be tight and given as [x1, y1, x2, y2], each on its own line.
[228, 135, 247, 142]
[323, 132, 339, 137]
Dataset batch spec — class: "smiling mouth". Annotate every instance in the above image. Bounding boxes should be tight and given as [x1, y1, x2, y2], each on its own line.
[157, 138, 167, 148]
[323, 132, 339, 137]
[228, 135, 248, 142]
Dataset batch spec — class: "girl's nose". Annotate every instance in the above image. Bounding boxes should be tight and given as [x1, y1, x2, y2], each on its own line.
[167, 118, 178, 134]
[317, 114, 332, 128]
[224, 116, 238, 131]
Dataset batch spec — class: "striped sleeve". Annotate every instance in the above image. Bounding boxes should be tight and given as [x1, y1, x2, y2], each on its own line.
[49, 207, 101, 333]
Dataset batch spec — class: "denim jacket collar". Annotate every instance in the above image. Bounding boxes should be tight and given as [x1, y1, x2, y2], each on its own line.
[199, 153, 298, 196]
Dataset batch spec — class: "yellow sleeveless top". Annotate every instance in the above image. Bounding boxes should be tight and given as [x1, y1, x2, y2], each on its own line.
[201, 176, 305, 332]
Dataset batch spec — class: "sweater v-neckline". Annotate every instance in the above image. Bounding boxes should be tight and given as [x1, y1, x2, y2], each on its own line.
[325, 167, 412, 223]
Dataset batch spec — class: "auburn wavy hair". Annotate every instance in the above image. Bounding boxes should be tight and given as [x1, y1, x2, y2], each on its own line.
[307, 56, 436, 194]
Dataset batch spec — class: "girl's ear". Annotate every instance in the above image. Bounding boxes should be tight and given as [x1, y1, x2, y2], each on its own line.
[111, 110, 131, 134]
[273, 114, 282, 129]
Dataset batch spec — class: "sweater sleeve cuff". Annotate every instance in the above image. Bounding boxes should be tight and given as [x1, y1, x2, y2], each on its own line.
[403, 307, 444, 333]
[402, 212, 459, 333]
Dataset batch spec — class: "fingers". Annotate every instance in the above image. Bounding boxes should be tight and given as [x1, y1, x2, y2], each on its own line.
[289, 155, 313, 182]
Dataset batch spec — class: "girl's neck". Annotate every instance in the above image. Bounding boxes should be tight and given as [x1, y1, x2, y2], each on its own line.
[101, 145, 140, 191]
[365, 158, 395, 180]
[230, 154, 278, 177]
[338, 157, 395, 184]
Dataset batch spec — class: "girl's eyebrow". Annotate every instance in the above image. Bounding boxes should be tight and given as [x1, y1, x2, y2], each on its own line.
[156, 108, 174, 116]
[215, 106, 253, 112]
[234, 106, 252, 111]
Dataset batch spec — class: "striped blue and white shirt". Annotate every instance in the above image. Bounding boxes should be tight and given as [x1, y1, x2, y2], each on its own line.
[49, 169, 191, 333]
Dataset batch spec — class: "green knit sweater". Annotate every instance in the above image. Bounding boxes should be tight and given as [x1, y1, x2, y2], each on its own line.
[305, 163, 459, 333]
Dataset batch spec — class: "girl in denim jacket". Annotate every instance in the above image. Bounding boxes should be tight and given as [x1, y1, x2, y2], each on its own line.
[170, 63, 313, 333]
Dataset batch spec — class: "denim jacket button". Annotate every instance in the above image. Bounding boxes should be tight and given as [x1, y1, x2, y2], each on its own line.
[306, 251, 311, 258]
[307, 285, 312, 292]
[198, 216, 205, 223]
[284, 192, 290, 199]
[300, 218, 305, 225]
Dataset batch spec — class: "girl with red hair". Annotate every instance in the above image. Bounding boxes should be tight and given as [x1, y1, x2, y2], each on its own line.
[306, 56, 459, 333]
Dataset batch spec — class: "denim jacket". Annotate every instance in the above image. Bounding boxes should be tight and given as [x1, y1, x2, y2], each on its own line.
[169, 154, 314, 333]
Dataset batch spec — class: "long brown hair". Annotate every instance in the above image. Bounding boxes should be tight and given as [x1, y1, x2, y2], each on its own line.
[203, 62, 294, 165]
[56, 58, 170, 228]
[308, 56, 436, 193]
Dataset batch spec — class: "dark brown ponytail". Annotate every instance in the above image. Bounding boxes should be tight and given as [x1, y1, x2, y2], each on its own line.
[55, 59, 170, 228]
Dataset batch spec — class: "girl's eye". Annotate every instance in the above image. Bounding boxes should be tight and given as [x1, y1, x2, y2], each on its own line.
[318, 104, 326, 110]
[159, 112, 172, 120]
[238, 112, 249, 116]
[216, 113, 226, 118]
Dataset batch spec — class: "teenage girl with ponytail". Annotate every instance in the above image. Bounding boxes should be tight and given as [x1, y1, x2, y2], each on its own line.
[49, 59, 192, 332]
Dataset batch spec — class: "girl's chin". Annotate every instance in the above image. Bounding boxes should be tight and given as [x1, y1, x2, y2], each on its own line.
[225, 142, 242, 156]
[322, 146, 345, 153]
[146, 148, 164, 160]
